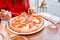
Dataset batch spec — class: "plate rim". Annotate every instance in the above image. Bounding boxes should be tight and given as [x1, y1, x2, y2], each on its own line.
[7, 23, 44, 35]
[7, 14, 44, 35]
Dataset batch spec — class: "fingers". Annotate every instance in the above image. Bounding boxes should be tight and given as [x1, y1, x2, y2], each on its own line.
[0, 9, 12, 17]
[0, 9, 12, 21]
[28, 8, 34, 15]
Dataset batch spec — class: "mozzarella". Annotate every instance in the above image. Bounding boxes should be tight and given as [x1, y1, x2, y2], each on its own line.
[21, 26, 29, 32]
[33, 18, 39, 23]
[31, 26, 36, 29]
[23, 26, 29, 30]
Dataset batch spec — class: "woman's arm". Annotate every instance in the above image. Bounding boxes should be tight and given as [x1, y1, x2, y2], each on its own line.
[24, 0, 30, 9]
[26, 0, 30, 8]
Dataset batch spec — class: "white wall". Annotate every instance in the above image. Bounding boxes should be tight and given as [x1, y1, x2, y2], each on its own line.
[29, 0, 60, 17]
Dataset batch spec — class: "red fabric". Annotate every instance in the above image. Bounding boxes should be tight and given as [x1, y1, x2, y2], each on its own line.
[0, 0, 7, 8]
[0, 0, 30, 17]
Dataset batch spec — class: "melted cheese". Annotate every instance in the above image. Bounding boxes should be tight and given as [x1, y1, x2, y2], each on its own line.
[33, 18, 39, 23]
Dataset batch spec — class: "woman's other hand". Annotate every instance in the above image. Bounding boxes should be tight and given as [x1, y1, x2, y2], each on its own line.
[28, 8, 34, 15]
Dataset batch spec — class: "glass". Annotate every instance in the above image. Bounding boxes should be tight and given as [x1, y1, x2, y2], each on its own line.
[39, 0, 47, 13]
[40, 7, 47, 13]
[0, 33, 4, 40]
[35, 0, 47, 13]
[47, 23, 58, 34]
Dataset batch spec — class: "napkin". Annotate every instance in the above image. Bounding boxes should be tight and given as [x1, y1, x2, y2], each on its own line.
[39, 13, 60, 23]
[38, 12, 60, 26]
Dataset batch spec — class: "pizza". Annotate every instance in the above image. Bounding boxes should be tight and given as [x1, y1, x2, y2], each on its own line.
[9, 12, 44, 33]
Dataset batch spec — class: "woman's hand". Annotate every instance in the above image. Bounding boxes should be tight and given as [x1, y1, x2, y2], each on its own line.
[28, 8, 34, 15]
[0, 9, 12, 21]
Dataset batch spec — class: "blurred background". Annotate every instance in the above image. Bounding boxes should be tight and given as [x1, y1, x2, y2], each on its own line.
[29, 0, 60, 17]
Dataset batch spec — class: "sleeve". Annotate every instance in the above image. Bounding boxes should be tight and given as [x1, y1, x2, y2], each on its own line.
[26, 0, 30, 8]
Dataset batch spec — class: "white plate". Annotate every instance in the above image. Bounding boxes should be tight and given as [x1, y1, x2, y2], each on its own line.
[6, 13, 44, 35]
[7, 24, 44, 35]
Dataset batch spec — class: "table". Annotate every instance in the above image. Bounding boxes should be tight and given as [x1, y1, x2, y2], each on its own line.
[26, 23, 60, 40]
[0, 13, 60, 40]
